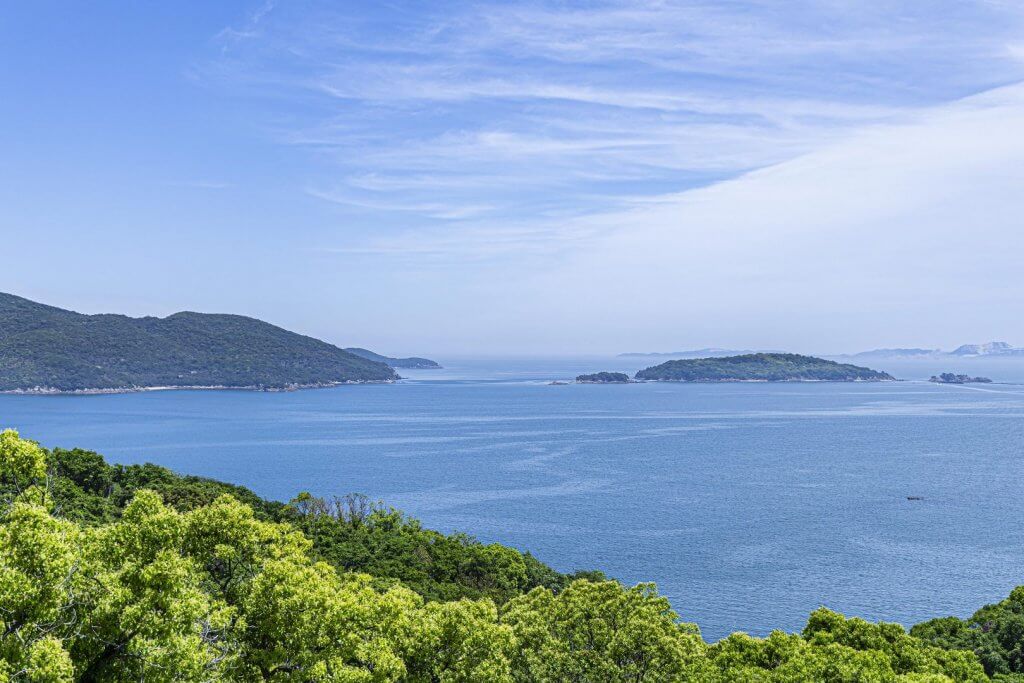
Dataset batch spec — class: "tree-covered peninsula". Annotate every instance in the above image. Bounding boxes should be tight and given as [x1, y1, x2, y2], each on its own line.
[0, 429, 1011, 681]
[344, 347, 442, 369]
[635, 353, 895, 382]
[0, 292, 398, 392]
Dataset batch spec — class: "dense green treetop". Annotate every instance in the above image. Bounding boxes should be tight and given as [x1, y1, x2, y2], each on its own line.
[913, 586, 1024, 680]
[635, 353, 895, 382]
[0, 292, 398, 391]
[0, 429, 1006, 681]
[38, 443, 590, 604]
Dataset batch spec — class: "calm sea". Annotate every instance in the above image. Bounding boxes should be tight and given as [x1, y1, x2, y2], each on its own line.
[3, 355, 1024, 641]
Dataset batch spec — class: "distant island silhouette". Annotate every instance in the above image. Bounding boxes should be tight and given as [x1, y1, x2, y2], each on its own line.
[929, 373, 993, 384]
[635, 353, 894, 382]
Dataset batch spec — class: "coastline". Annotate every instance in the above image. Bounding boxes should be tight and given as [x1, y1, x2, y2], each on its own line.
[634, 377, 897, 383]
[0, 379, 397, 396]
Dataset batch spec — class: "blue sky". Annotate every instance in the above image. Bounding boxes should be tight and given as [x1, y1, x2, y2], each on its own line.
[3, 1, 1024, 355]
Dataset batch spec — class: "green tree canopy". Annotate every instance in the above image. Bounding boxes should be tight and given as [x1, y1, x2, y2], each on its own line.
[0, 429, 1000, 682]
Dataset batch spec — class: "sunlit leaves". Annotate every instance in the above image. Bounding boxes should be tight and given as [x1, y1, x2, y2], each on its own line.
[502, 580, 709, 682]
[0, 429, 47, 499]
[0, 430, 997, 682]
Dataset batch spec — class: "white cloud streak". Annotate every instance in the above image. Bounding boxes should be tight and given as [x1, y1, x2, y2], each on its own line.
[288, 80, 1024, 353]
[201, 2, 1024, 351]
[207, 0, 1024, 244]
[502, 83, 1024, 351]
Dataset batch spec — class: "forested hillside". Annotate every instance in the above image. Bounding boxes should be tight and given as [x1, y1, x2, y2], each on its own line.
[0, 429, 1011, 681]
[0, 292, 397, 391]
[41, 441, 588, 604]
[344, 348, 441, 369]
[636, 353, 895, 382]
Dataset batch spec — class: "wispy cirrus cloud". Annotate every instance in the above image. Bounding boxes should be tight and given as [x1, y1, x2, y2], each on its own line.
[216, 0, 276, 44]
[299, 80, 1024, 352]
[205, 0, 1024, 259]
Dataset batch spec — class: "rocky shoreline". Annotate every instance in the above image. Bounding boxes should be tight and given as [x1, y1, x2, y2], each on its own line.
[1, 379, 397, 395]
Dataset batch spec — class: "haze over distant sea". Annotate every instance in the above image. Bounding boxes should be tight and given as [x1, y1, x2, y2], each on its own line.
[3, 355, 1024, 640]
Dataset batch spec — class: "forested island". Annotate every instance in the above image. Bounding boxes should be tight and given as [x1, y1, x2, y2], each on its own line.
[2, 428, 1021, 681]
[345, 347, 442, 369]
[635, 353, 895, 382]
[576, 371, 631, 383]
[0, 292, 398, 392]
[930, 373, 993, 384]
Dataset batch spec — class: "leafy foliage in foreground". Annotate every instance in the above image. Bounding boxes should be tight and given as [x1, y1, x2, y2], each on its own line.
[913, 587, 1024, 681]
[44, 445, 589, 604]
[0, 292, 397, 391]
[635, 353, 895, 382]
[0, 430, 997, 681]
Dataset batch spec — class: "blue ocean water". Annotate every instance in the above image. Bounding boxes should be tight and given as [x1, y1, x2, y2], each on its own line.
[3, 356, 1024, 641]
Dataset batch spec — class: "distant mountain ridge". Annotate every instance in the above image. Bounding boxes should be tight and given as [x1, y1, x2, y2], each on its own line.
[843, 341, 1024, 359]
[344, 347, 441, 369]
[949, 341, 1024, 356]
[0, 292, 399, 392]
[625, 342, 1024, 361]
[619, 348, 782, 359]
[845, 348, 940, 359]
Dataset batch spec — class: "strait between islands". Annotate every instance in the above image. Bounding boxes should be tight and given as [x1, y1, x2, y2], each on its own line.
[0, 292, 896, 392]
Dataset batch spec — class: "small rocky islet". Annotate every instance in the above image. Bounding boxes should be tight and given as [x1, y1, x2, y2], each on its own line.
[929, 372, 992, 384]
[576, 372, 632, 383]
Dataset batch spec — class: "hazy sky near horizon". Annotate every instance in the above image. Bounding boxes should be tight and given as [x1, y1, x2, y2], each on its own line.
[3, 1, 1024, 355]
